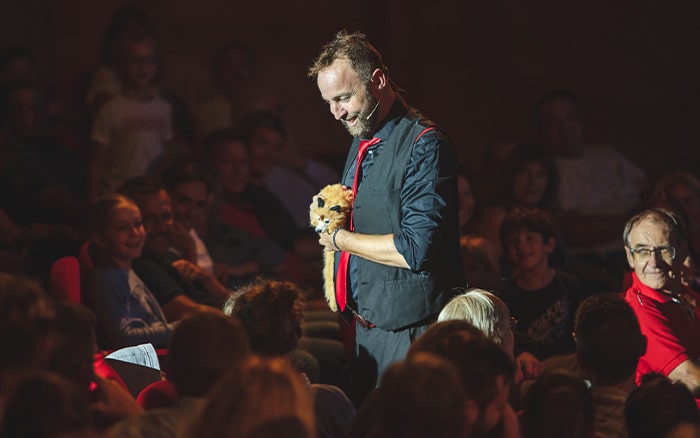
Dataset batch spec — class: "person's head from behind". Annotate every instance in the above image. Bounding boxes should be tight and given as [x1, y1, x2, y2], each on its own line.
[238, 110, 287, 180]
[376, 352, 467, 438]
[623, 208, 688, 293]
[308, 30, 392, 138]
[625, 373, 699, 438]
[167, 312, 250, 398]
[458, 235, 499, 291]
[0, 79, 45, 137]
[458, 170, 476, 230]
[0, 371, 91, 438]
[117, 31, 157, 92]
[204, 127, 250, 196]
[536, 89, 583, 157]
[223, 279, 304, 357]
[500, 208, 557, 274]
[0, 273, 56, 374]
[438, 288, 514, 356]
[574, 293, 646, 387]
[188, 356, 315, 437]
[503, 143, 558, 209]
[160, 160, 213, 231]
[89, 193, 145, 268]
[118, 177, 173, 255]
[46, 302, 98, 397]
[522, 369, 594, 438]
[408, 320, 516, 437]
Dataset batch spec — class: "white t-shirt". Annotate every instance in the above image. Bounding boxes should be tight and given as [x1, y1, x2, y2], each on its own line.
[92, 94, 173, 193]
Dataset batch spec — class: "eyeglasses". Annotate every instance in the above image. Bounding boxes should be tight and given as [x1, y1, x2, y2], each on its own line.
[509, 316, 518, 329]
[627, 246, 676, 263]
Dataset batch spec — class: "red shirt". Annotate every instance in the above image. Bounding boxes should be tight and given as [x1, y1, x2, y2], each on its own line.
[624, 272, 700, 384]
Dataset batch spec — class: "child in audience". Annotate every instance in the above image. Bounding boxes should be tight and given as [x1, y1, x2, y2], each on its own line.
[85, 193, 174, 350]
[498, 208, 586, 361]
[88, 31, 172, 201]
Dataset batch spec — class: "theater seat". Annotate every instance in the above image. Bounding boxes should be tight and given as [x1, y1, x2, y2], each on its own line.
[136, 380, 177, 410]
[49, 256, 81, 303]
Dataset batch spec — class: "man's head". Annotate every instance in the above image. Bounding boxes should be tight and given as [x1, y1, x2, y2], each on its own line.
[167, 312, 250, 397]
[308, 31, 394, 138]
[118, 31, 157, 91]
[574, 293, 646, 386]
[161, 160, 212, 231]
[536, 89, 584, 157]
[500, 208, 557, 272]
[204, 127, 250, 196]
[119, 177, 173, 255]
[623, 208, 688, 293]
[223, 279, 304, 357]
[238, 111, 287, 180]
[376, 352, 467, 438]
[408, 321, 515, 437]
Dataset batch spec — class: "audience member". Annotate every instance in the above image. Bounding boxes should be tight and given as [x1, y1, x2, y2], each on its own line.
[194, 41, 280, 145]
[522, 369, 594, 438]
[458, 234, 502, 291]
[0, 371, 93, 438]
[622, 208, 700, 402]
[119, 177, 228, 315]
[186, 356, 315, 438]
[160, 158, 265, 286]
[625, 373, 700, 438]
[498, 207, 587, 361]
[88, 30, 173, 201]
[474, 143, 561, 262]
[575, 293, 647, 438]
[536, 89, 646, 281]
[438, 288, 542, 380]
[407, 321, 519, 438]
[372, 352, 467, 438]
[224, 279, 353, 438]
[85, 193, 174, 349]
[110, 312, 251, 437]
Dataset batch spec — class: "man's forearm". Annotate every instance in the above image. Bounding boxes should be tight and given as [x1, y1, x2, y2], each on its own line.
[334, 229, 410, 269]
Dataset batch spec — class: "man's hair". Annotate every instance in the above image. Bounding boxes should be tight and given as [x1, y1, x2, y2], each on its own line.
[0, 273, 56, 370]
[238, 110, 287, 143]
[202, 126, 246, 164]
[522, 369, 594, 438]
[407, 320, 515, 410]
[574, 293, 646, 386]
[160, 159, 213, 195]
[307, 30, 387, 85]
[622, 207, 687, 248]
[117, 176, 165, 200]
[223, 280, 304, 357]
[375, 352, 466, 438]
[499, 207, 557, 252]
[88, 193, 138, 234]
[167, 312, 250, 397]
[625, 373, 700, 438]
[438, 288, 512, 349]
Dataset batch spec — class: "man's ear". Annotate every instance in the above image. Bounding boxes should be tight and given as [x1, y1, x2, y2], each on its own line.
[544, 236, 556, 254]
[625, 247, 635, 269]
[369, 68, 387, 92]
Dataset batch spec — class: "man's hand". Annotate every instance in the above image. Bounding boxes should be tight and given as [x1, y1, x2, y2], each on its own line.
[172, 259, 208, 283]
[516, 351, 543, 380]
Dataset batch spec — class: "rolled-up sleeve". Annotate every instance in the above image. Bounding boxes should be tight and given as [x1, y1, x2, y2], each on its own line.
[393, 130, 454, 271]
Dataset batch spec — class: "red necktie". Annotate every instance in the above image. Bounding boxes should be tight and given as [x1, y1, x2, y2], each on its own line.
[335, 137, 381, 311]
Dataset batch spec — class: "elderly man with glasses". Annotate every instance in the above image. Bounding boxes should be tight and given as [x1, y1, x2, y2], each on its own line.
[623, 207, 700, 403]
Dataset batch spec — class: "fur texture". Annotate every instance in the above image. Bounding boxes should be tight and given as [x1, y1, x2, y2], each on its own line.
[309, 184, 353, 312]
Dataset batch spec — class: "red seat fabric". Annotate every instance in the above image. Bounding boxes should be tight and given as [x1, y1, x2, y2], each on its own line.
[49, 256, 81, 303]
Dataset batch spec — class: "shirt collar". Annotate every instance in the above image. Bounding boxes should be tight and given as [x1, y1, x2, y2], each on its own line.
[632, 271, 686, 303]
[361, 97, 408, 142]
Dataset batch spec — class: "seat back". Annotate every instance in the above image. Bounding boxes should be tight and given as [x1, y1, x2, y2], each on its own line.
[49, 256, 81, 303]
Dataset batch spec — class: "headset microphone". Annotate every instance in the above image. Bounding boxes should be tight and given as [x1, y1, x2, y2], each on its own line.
[365, 100, 380, 120]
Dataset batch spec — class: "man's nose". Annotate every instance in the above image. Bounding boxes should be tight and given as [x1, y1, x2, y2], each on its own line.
[648, 249, 660, 266]
[330, 102, 345, 120]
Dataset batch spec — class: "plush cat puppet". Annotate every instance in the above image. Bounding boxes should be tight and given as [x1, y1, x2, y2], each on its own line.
[309, 184, 353, 312]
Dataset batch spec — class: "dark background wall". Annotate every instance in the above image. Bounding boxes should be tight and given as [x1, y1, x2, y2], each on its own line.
[3, 0, 699, 181]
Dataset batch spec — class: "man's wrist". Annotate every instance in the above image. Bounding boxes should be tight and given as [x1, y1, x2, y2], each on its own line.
[331, 227, 344, 251]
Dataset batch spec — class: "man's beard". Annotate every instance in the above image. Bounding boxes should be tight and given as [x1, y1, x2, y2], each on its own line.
[342, 89, 380, 138]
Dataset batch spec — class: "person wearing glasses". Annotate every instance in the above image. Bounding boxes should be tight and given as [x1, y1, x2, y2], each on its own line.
[623, 207, 700, 400]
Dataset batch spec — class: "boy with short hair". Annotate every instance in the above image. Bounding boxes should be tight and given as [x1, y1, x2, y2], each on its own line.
[498, 207, 586, 361]
[88, 31, 172, 201]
